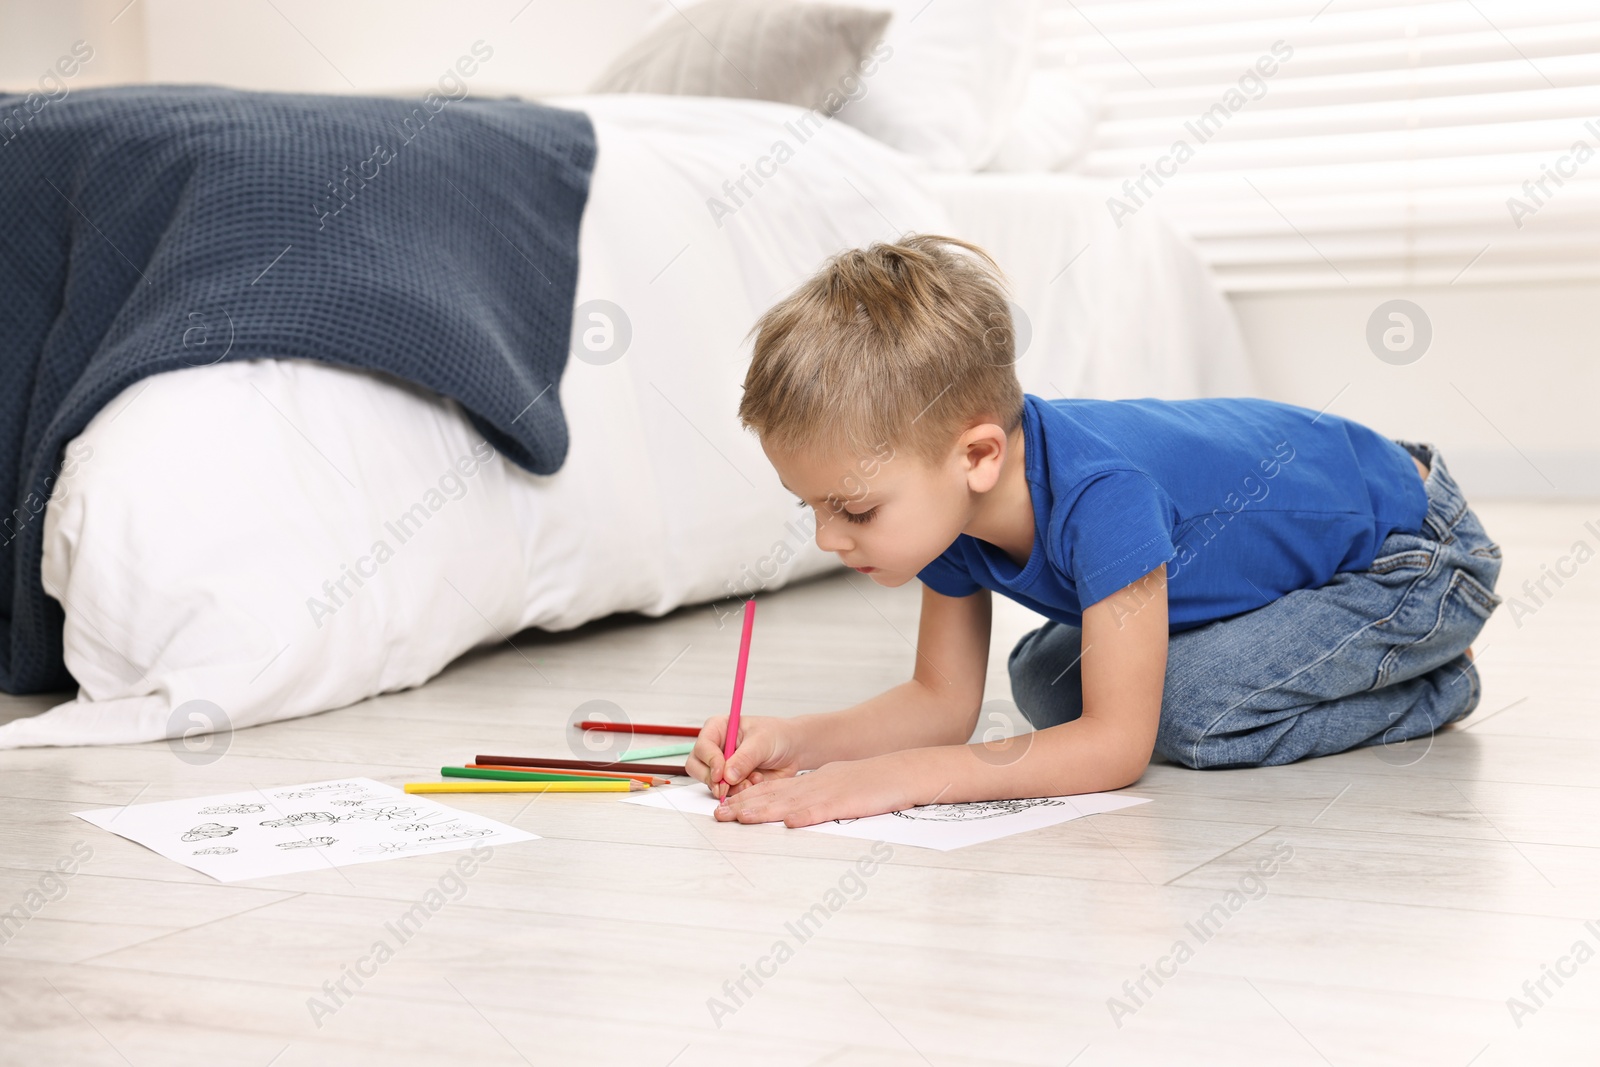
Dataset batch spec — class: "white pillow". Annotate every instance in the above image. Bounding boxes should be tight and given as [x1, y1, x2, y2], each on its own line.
[985, 69, 1104, 172]
[828, 0, 1039, 171]
[589, 0, 892, 112]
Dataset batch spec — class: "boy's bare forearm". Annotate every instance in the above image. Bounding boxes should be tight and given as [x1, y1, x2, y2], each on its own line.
[790, 680, 978, 766]
[899, 715, 1151, 804]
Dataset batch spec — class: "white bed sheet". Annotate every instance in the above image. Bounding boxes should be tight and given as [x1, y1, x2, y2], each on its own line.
[2, 95, 1253, 748]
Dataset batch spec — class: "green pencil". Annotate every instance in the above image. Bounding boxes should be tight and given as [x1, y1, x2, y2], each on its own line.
[618, 741, 696, 761]
[441, 766, 635, 784]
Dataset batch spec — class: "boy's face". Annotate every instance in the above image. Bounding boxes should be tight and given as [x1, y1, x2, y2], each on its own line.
[764, 432, 994, 587]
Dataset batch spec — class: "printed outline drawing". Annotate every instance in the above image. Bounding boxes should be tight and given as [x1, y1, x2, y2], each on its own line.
[181, 822, 239, 841]
[273, 783, 358, 800]
[334, 805, 420, 822]
[353, 840, 429, 855]
[889, 798, 1067, 822]
[260, 811, 340, 828]
[275, 836, 336, 850]
[417, 828, 495, 843]
[199, 803, 265, 815]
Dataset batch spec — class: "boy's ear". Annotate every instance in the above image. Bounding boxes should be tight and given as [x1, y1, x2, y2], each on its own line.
[958, 422, 1008, 492]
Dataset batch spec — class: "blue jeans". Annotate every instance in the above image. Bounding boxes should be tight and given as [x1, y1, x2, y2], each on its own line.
[1006, 440, 1503, 769]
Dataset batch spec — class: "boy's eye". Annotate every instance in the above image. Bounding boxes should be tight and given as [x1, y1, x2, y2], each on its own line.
[795, 497, 876, 525]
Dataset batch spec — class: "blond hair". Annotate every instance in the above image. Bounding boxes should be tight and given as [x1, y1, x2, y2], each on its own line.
[737, 233, 1025, 470]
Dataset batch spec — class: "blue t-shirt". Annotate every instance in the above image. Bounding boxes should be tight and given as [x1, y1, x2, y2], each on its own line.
[915, 393, 1429, 632]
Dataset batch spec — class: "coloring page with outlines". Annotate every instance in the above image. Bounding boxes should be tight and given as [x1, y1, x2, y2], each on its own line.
[75, 777, 538, 882]
[620, 783, 1151, 851]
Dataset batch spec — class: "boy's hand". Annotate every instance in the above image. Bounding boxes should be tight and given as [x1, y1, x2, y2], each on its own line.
[688, 714, 805, 801]
[712, 754, 923, 827]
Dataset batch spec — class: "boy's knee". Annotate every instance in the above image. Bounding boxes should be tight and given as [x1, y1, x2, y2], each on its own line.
[1015, 693, 1081, 732]
[1153, 703, 1249, 770]
[1007, 626, 1044, 688]
[1152, 718, 1208, 769]
[1006, 627, 1035, 673]
[1008, 625, 1084, 730]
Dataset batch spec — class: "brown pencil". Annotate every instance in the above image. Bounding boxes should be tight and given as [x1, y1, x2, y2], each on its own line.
[476, 754, 687, 776]
[468, 763, 671, 786]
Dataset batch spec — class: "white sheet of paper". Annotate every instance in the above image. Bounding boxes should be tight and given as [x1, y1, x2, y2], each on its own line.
[75, 777, 538, 882]
[619, 782, 1151, 851]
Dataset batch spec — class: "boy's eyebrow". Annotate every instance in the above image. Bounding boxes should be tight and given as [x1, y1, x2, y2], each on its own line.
[779, 478, 823, 504]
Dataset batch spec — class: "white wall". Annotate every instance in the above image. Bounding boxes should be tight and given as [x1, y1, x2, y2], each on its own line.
[1232, 283, 1600, 500]
[0, 0, 146, 88]
[138, 0, 666, 96]
[0, 0, 664, 97]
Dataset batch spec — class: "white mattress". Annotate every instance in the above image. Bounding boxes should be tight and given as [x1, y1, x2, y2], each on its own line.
[1, 95, 1254, 748]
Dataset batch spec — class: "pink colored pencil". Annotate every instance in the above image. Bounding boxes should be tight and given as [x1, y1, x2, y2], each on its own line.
[720, 598, 756, 802]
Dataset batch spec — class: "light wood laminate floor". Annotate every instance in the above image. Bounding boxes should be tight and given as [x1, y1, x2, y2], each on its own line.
[1, 499, 1597, 1066]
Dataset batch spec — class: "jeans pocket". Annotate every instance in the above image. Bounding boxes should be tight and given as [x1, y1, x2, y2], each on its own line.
[1374, 566, 1497, 688]
[1448, 566, 1502, 621]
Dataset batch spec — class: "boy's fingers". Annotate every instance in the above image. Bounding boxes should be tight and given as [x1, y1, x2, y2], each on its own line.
[724, 741, 765, 786]
[693, 736, 723, 766]
[691, 720, 728, 786]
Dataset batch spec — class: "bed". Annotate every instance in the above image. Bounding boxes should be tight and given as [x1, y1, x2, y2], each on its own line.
[0, 90, 1253, 749]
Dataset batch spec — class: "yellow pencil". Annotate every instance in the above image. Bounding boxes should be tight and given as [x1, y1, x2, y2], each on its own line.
[404, 780, 643, 794]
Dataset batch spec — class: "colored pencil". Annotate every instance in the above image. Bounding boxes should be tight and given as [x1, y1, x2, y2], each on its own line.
[468, 764, 671, 786]
[721, 598, 756, 799]
[442, 766, 641, 785]
[618, 741, 696, 761]
[476, 754, 687, 776]
[576, 721, 700, 737]
[404, 780, 642, 794]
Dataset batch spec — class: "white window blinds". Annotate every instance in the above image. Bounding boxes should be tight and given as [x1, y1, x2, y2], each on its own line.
[1040, 0, 1600, 291]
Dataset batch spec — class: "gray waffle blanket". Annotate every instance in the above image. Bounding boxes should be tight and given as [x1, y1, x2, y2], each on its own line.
[0, 85, 596, 692]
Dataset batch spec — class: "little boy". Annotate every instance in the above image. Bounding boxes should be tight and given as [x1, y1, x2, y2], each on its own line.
[689, 234, 1503, 827]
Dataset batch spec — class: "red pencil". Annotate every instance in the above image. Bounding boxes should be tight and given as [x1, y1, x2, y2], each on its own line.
[575, 721, 700, 737]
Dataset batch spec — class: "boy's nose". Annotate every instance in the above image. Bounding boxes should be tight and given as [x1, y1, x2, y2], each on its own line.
[813, 520, 850, 554]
